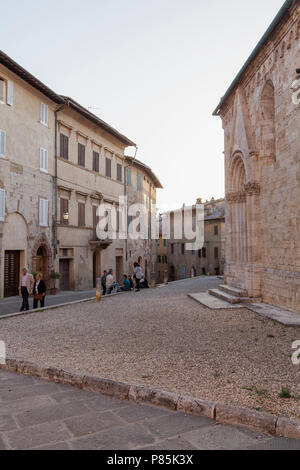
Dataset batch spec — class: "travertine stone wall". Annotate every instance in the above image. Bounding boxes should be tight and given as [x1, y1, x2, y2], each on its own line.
[219, 3, 300, 311]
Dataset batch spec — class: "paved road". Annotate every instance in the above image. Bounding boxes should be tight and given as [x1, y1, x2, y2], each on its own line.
[0, 290, 96, 317]
[0, 370, 299, 450]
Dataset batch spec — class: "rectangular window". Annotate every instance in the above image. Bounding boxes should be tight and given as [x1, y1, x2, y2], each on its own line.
[126, 167, 131, 186]
[106, 158, 111, 178]
[0, 130, 6, 158]
[158, 255, 161, 263]
[40, 148, 48, 173]
[78, 143, 85, 167]
[0, 79, 4, 102]
[214, 225, 219, 236]
[93, 151, 100, 172]
[60, 198, 69, 225]
[181, 243, 185, 255]
[6, 80, 14, 106]
[39, 199, 48, 227]
[137, 174, 142, 191]
[171, 244, 174, 254]
[163, 239, 167, 247]
[202, 247, 207, 258]
[0, 189, 5, 221]
[60, 134, 69, 160]
[40, 103, 48, 126]
[214, 247, 219, 259]
[7, 81, 13, 106]
[78, 202, 85, 227]
[117, 163, 122, 182]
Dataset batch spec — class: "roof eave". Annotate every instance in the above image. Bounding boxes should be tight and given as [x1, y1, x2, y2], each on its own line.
[212, 0, 296, 116]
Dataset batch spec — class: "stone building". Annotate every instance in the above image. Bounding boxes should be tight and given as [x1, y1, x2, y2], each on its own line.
[0, 50, 162, 296]
[156, 215, 168, 284]
[165, 198, 225, 282]
[0, 51, 64, 298]
[213, 0, 300, 312]
[124, 156, 162, 283]
[55, 98, 135, 290]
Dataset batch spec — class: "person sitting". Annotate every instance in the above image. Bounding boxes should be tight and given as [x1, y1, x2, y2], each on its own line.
[128, 275, 134, 290]
[33, 273, 47, 309]
[106, 269, 121, 294]
[121, 274, 131, 291]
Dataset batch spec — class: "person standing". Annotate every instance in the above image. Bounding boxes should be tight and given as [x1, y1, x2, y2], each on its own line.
[105, 269, 114, 295]
[101, 270, 107, 296]
[33, 273, 47, 309]
[133, 262, 143, 292]
[19, 267, 34, 312]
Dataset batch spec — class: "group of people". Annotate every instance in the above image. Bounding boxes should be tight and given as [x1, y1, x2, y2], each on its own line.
[20, 267, 47, 312]
[101, 262, 149, 296]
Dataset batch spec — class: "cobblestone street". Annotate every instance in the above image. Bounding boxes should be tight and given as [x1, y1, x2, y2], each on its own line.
[1, 369, 299, 450]
[1, 277, 300, 420]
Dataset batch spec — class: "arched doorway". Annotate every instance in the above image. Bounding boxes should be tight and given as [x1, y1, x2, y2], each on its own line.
[32, 234, 52, 286]
[169, 265, 175, 282]
[229, 153, 248, 264]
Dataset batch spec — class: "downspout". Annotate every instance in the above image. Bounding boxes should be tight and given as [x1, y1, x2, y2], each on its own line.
[54, 102, 67, 265]
[124, 146, 138, 263]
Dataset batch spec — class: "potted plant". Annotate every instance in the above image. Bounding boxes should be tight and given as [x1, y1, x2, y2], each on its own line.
[50, 271, 61, 295]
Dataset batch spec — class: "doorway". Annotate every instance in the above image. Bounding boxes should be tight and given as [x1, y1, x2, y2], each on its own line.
[59, 259, 70, 290]
[93, 251, 101, 288]
[116, 256, 123, 285]
[4, 251, 20, 297]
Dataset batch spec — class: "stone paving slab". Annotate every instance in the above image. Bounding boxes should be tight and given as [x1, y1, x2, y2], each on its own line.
[1, 369, 300, 450]
[188, 292, 244, 309]
[245, 303, 300, 327]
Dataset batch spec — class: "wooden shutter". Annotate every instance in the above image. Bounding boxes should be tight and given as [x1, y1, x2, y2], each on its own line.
[40, 148, 48, 172]
[40, 199, 48, 227]
[78, 202, 85, 227]
[0, 130, 6, 157]
[0, 189, 5, 221]
[7, 81, 13, 106]
[0, 80, 4, 102]
[60, 134, 69, 160]
[40, 103, 48, 125]
[78, 143, 85, 167]
[106, 158, 111, 177]
[117, 164, 122, 182]
[93, 152, 99, 172]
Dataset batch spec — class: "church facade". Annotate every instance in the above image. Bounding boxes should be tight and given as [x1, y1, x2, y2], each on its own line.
[213, 0, 300, 312]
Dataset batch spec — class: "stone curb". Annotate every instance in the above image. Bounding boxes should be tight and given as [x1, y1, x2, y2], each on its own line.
[0, 291, 128, 321]
[1, 358, 300, 440]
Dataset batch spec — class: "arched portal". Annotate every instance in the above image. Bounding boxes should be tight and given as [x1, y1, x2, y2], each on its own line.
[32, 234, 52, 285]
[229, 153, 248, 265]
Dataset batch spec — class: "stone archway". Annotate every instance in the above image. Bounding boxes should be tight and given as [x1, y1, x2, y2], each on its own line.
[32, 234, 52, 284]
[226, 153, 248, 290]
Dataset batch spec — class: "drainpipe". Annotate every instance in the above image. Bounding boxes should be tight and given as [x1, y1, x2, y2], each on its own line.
[124, 146, 138, 264]
[54, 102, 67, 267]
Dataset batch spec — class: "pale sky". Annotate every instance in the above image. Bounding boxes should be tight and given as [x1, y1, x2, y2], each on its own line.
[1, 0, 284, 211]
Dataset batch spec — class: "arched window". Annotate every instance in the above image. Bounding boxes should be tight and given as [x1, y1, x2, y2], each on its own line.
[261, 81, 276, 161]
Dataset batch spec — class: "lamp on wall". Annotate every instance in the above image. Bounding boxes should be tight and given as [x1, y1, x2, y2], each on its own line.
[63, 211, 69, 222]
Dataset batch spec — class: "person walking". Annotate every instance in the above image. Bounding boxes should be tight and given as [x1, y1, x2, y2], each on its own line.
[33, 273, 47, 309]
[101, 270, 107, 296]
[19, 267, 34, 312]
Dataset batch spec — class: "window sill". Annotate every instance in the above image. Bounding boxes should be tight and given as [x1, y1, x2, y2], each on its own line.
[40, 169, 49, 174]
[40, 121, 49, 128]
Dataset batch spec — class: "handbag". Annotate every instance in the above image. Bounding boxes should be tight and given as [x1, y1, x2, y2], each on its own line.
[34, 294, 43, 301]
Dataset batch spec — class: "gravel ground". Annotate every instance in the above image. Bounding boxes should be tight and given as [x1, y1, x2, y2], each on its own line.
[1, 277, 300, 419]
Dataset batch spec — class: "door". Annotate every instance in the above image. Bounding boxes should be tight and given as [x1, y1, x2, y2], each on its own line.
[59, 259, 70, 290]
[115, 256, 123, 285]
[93, 251, 101, 288]
[4, 251, 20, 297]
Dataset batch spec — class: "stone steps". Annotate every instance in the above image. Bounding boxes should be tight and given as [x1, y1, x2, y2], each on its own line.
[218, 284, 248, 297]
[208, 288, 261, 304]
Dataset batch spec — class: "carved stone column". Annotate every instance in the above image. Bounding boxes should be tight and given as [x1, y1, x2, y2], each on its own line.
[244, 182, 262, 298]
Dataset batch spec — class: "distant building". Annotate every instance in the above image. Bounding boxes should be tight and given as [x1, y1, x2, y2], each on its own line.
[161, 198, 225, 282]
[125, 156, 163, 283]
